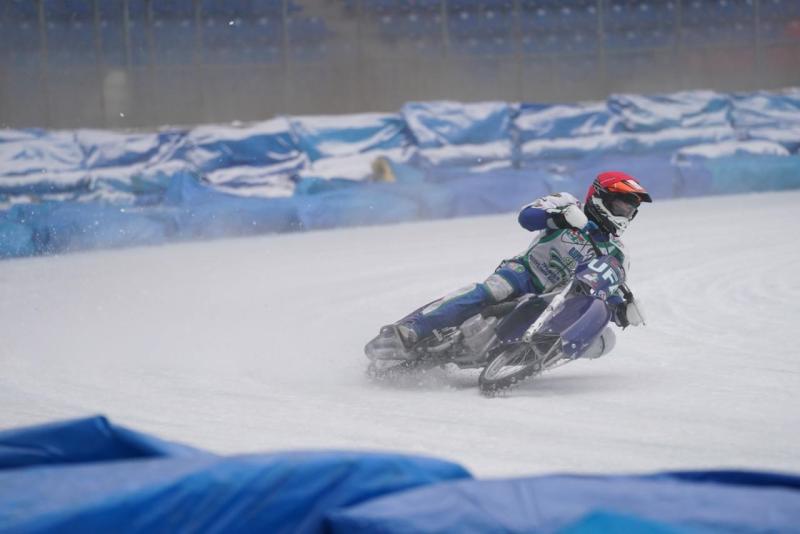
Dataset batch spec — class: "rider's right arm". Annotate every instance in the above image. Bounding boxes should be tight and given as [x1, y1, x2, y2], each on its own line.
[518, 192, 581, 232]
[518, 205, 550, 231]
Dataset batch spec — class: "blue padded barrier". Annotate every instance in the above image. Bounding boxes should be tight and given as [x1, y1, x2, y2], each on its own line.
[701, 154, 800, 195]
[295, 184, 426, 230]
[6, 201, 171, 255]
[526, 151, 681, 200]
[0, 417, 471, 534]
[1, 89, 800, 259]
[0, 219, 35, 258]
[161, 171, 300, 238]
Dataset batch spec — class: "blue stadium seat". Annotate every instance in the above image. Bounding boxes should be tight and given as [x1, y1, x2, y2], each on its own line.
[364, 0, 406, 15]
[520, 32, 554, 54]
[520, 1, 597, 34]
[97, 1, 126, 66]
[43, 0, 93, 20]
[152, 21, 196, 65]
[403, 11, 441, 39]
[287, 16, 328, 61]
[252, 0, 300, 16]
[556, 53, 602, 84]
[758, 0, 800, 43]
[203, 14, 283, 64]
[1, 0, 42, 68]
[43, 0, 95, 66]
[519, 5, 558, 34]
[408, 0, 443, 14]
[124, 0, 152, 66]
[604, 0, 677, 50]
[447, 0, 485, 12]
[149, 1, 196, 65]
[682, 0, 754, 46]
[45, 19, 96, 66]
[202, 0, 253, 18]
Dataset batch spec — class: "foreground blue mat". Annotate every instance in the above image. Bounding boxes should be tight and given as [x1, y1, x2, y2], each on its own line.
[2, 417, 799, 533]
[329, 471, 800, 533]
[0, 417, 471, 533]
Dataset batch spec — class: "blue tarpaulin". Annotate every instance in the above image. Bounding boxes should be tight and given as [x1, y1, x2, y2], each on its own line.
[1, 89, 799, 259]
[0, 417, 471, 533]
[2, 417, 800, 533]
[329, 471, 800, 533]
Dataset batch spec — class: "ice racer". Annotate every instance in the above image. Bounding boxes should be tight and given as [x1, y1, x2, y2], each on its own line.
[366, 171, 651, 361]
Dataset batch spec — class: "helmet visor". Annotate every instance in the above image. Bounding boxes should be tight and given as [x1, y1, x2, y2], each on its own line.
[608, 195, 640, 218]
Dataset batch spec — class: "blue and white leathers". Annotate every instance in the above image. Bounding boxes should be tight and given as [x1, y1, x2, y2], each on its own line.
[400, 193, 628, 344]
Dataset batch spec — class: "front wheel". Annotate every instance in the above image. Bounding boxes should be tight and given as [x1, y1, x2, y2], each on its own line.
[479, 334, 563, 394]
[479, 344, 540, 394]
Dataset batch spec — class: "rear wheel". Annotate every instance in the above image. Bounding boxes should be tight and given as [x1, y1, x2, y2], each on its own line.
[367, 358, 435, 381]
[366, 328, 461, 381]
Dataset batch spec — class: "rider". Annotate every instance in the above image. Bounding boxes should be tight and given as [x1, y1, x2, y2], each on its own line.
[368, 171, 652, 359]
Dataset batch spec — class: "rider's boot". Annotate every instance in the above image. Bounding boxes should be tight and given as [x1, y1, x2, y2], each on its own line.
[364, 323, 419, 361]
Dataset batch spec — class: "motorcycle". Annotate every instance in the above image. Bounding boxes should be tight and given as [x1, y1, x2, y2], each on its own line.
[365, 241, 635, 395]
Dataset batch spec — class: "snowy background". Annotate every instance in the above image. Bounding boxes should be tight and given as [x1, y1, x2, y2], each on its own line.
[2, 190, 798, 478]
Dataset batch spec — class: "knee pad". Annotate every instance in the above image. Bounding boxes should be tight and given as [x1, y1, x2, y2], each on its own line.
[483, 274, 514, 303]
[581, 327, 617, 359]
[421, 284, 481, 315]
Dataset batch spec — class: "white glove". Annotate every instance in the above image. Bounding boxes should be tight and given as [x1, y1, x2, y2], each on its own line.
[548, 204, 590, 230]
[624, 299, 646, 327]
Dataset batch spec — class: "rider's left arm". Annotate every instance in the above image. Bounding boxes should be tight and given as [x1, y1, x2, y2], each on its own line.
[608, 292, 646, 328]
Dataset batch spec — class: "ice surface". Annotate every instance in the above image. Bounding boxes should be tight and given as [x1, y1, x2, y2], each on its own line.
[1, 192, 798, 478]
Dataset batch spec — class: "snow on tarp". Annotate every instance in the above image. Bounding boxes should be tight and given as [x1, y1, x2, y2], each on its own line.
[296, 147, 416, 183]
[674, 139, 791, 159]
[289, 112, 412, 162]
[401, 100, 514, 147]
[416, 140, 513, 168]
[0, 416, 470, 534]
[729, 88, 800, 128]
[329, 470, 800, 534]
[0, 133, 89, 196]
[1, 89, 800, 259]
[175, 118, 306, 176]
[607, 90, 732, 132]
[76, 129, 180, 169]
[515, 101, 617, 142]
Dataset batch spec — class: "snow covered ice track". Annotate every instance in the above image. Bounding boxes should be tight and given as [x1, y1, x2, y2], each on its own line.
[1, 191, 799, 478]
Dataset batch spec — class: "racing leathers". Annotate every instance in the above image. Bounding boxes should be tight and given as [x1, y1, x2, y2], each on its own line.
[397, 192, 631, 345]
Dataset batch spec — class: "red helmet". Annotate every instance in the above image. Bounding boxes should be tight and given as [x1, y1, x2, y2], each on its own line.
[584, 171, 652, 236]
